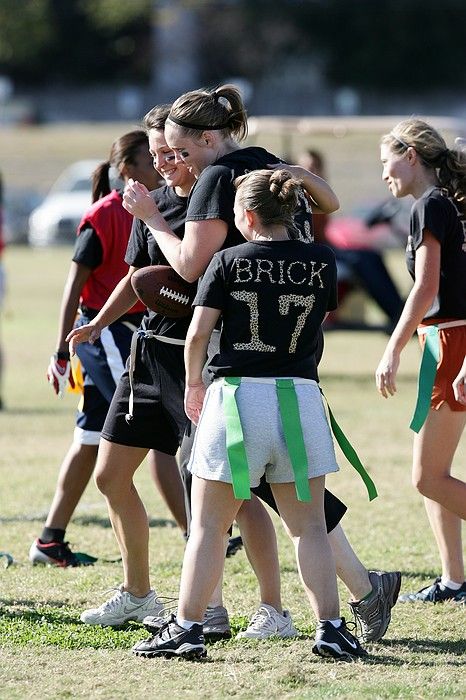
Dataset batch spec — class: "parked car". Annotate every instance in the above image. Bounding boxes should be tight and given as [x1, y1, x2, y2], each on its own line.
[28, 160, 101, 246]
[3, 187, 42, 245]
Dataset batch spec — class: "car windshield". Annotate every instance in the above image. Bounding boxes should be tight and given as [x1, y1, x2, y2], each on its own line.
[67, 178, 92, 193]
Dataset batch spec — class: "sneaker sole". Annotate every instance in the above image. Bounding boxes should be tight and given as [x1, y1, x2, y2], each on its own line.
[399, 593, 460, 603]
[236, 630, 298, 639]
[204, 630, 232, 642]
[312, 642, 362, 662]
[133, 644, 207, 659]
[30, 555, 74, 568]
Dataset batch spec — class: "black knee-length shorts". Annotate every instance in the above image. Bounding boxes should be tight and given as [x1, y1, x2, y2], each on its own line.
[101, 336, 187, 455]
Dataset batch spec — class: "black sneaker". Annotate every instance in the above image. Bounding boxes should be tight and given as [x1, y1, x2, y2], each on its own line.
[226, 536, 243, 558]
[29, 539, 96, 567]
[312, 618, 368, 661]
[132, 614, 207, 659]
[399, 578, 466, 603]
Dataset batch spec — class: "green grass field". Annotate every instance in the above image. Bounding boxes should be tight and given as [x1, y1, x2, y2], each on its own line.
[0, 246, 464, 699]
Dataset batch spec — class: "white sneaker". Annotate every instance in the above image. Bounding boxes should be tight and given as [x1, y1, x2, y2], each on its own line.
[236, 604, 298, 639]
[80, 586, 164, 627]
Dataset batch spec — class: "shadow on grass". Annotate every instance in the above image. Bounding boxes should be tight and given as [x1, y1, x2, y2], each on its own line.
[0, 603, 146, 632]
[370, 637, 466, 665]
[0, 514, 178, 529]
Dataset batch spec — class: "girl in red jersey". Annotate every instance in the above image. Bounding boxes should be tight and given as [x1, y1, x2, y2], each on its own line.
[30, 130, 186, 569]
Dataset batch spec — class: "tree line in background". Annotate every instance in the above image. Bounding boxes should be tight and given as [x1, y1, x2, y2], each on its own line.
[0, 0, 464, 92]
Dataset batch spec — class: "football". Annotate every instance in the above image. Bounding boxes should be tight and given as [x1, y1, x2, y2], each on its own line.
[131, 265, 196, 318]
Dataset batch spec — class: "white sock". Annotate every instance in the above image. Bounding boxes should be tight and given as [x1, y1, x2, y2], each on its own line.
[176, 615, 202, 630]
[440, 577, 462, 591]
[321, 618, 342, 628]
[128, 590, 153, 602]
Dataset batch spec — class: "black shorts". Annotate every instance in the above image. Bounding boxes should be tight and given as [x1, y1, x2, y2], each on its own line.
[101, 336, 187, 454]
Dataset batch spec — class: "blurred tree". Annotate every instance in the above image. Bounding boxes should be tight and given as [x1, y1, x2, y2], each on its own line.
[0, 0, 464, 92]
[0, 0, 152, 85]
[198, 0, 466, 92]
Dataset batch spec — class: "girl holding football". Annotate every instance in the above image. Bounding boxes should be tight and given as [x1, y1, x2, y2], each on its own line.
[123, 84, 401, 645]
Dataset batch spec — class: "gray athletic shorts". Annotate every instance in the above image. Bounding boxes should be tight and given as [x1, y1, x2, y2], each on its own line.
[188, 377, 339, 487]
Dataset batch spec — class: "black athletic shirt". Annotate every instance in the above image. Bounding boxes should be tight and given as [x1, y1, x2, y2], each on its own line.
[125, 184, 196, 339]
[406, 186, 466, 319]
[194, 239, 337, 380]
[186, 146, 314, 248]
[72, 225, 103, 269]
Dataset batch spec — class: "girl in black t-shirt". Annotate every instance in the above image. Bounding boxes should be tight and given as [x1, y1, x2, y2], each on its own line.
[133, 169, 366, 660]
[378, 119, 466, 603]
[125, 84, 401, 646]
[67, 106, 196, 626]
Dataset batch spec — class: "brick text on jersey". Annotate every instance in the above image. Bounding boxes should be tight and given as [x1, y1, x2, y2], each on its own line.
[232, 258, 328, 288]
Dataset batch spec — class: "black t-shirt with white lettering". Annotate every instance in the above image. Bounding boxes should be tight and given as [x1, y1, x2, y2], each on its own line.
[406, 186, 466, 319]
[125, 184, 195, 338]
[194, 239, 337, 380]
[186, 146, 314, 247]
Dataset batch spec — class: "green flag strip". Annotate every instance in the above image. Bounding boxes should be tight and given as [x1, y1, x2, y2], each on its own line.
[321, 391, 378, 501]
[275, 379, 312, 502]
[409, 326, 440, 433]
[222, 377, 252, 500]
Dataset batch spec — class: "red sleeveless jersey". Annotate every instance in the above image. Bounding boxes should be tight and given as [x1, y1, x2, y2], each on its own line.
[78, 190, 145, 313]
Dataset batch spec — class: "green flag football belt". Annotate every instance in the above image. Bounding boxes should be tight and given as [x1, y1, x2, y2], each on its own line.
[410, 319, 466, 433]
[222, 376, 377, 503]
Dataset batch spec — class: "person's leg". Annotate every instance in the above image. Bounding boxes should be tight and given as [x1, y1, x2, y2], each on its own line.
[422, 499, 464, 582]
[402, 405, 466, 601]
[146, 449, 188, 535]
[29, 441, 98, 566]
[338, 249, 404, 327]
[328, 523, 371, 600]
[94, 438, 151, 596]
[271, 477, 339, 621]
[81, 438, 166, 627]
[236, 494, 282, 613]
[412, 404, 466, 519]
[177, 476, 241, 623]
[43, 442, 97, 529]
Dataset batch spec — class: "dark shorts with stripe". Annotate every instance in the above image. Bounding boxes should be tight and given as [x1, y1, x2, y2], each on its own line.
[101, 335, 188, 454]
[74, 313, 141, 442]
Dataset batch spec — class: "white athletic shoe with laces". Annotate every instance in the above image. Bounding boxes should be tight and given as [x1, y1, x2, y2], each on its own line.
[236, 603, 298, 639]
[80, 586, 164, 627]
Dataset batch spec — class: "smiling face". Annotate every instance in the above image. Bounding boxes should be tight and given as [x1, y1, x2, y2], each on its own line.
[380, 143, 414, 199]
[164, 122, 218, 177]
[148, 128, 195, 194]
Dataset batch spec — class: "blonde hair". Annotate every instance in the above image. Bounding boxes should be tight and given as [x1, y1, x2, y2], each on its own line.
[168, 84, 248, 142]
[381, 118, 466, 212]
[234, 169, 302, 229]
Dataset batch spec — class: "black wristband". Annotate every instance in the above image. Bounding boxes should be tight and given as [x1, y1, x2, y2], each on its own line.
[55, 350, 70, 361]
